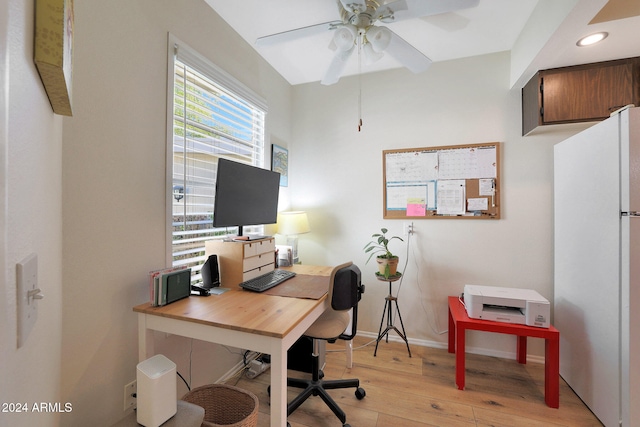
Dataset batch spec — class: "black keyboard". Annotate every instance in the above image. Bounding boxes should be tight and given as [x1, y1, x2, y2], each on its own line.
[239, 269, 296, 292]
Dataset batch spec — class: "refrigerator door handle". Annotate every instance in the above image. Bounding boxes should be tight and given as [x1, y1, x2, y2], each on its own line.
[621, 211, 640, 216]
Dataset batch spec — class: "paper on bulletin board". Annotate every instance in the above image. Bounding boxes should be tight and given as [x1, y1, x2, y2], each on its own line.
[385, 150, 438, 182]
[436, 180, 465, 215]
[406, 198, 426, 216]
[467, 198, 488, 211]
[437, 146, 497, 179]
[386, 181, 436, 211]
[479, 178, 495, 196]
[386, 183, 426, 210]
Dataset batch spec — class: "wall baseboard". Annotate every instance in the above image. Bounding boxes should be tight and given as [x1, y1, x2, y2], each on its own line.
[356, 330, 546, 364]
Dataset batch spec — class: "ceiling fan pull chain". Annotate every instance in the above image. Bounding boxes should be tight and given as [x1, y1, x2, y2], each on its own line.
[358, 86, 362, 132]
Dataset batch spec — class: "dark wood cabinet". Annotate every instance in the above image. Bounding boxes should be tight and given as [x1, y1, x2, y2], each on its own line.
[522, 57, 640, 135]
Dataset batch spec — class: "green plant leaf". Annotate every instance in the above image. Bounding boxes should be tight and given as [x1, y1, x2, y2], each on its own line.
[364, 227, 403, 264]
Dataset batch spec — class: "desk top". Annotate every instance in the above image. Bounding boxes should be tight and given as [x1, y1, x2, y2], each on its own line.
[133, 265, 332, 338]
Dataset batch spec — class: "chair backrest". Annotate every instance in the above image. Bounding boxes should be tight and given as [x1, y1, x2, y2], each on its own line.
[327, 262, 365, 340]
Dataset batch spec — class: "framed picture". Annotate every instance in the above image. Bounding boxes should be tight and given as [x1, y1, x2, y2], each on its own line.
[276, 245, 293, 267]
[34, 0, 74, 116]
[271, 144, 289, 187]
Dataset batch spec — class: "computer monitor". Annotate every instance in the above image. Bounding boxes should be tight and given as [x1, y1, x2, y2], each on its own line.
[212, 158, 280, 237]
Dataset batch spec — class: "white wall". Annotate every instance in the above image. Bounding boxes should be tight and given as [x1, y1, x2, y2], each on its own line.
[1, 1, 64, 426]
[1, 0, 292, 424]
[0, 0, 8, 400]
[290, 53, 579, 358]
[58, 0, 291, 426]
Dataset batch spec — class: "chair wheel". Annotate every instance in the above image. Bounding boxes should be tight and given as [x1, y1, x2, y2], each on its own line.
[355, 387, 366, 399]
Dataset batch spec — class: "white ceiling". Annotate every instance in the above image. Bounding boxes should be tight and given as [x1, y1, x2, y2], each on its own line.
[205, 0, 640, 87]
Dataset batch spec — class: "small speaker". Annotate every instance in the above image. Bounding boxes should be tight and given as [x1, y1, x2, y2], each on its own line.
[136, 354, 176, 427]
[201, 255, 220, 289]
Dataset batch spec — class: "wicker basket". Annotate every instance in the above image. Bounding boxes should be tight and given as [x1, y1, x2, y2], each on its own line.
[182, 384, 259, 427]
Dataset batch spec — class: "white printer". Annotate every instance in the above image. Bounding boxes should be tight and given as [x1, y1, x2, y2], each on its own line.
[463, 284, 550, 328]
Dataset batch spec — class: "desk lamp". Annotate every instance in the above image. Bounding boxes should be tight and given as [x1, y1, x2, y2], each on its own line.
[277, 211, 310, 264]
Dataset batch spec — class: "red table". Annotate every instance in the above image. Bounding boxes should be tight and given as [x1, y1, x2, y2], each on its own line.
[448, 296, 560, 408]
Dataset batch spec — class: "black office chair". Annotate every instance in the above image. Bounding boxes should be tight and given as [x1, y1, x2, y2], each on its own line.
[285, 261, 366, 427]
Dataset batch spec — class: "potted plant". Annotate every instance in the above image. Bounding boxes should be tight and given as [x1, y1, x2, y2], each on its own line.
[364, 228, 403, 279]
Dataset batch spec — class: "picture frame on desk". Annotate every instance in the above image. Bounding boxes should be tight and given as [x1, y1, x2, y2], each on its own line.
[276, 245, 293, 267]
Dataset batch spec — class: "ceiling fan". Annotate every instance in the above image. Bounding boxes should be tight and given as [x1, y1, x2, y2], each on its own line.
[256, 0, 480, 85]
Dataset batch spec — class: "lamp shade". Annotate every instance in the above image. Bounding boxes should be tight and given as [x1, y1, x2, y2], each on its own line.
[366, 26, 392, 53]
[332, 25, 357, 52]
[363, 42, 384, 64]
[277, 211, 310, 235]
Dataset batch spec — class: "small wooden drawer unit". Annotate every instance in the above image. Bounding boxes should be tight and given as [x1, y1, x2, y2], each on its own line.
[205, 238, 275, 288]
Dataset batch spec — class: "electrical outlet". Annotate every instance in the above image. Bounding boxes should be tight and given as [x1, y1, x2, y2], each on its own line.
[124, 380, 137, 411]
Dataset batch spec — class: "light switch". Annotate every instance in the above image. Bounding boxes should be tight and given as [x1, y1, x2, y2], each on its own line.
[17, 253, 42, 348]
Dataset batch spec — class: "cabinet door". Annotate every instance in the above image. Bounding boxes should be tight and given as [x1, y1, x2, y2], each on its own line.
[542, 63, 634, 124]
[522, 72, 542, 135]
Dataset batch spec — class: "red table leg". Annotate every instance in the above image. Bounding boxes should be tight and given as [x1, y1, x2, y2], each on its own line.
[545, 334, 560, 408]
[517, 335, 527, 364]
[448, 307, 455, 353]
[455, 325, 466, 390]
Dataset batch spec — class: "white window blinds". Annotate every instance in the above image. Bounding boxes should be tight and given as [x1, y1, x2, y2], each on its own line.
[169, 37, 267, 284]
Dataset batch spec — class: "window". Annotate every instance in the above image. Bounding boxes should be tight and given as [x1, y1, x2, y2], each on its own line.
[167, 36, 267, 284]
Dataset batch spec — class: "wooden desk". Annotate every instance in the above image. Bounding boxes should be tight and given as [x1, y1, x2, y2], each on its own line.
[447, 296, 560, 408]
[134, 265, 332, 427]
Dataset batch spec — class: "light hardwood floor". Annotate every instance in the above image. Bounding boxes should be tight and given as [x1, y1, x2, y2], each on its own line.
[224, 336, 603, 426]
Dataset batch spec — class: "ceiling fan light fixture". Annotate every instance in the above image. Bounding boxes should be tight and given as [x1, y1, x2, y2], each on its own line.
[333, 24, 358, 51]
[366, 26, 392, 52]
[576, 32, 608, 47]
[363, 42, 384, 64]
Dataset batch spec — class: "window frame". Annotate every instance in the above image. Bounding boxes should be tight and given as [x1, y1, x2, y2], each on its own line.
[165, 34, 268, 283]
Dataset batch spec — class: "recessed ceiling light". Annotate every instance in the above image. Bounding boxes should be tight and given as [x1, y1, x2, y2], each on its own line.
[577, 32, 608, 47]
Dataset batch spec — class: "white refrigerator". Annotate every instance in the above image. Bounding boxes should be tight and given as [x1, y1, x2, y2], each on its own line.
[554, 106, 640, 427]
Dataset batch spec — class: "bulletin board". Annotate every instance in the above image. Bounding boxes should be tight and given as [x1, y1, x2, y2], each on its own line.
[383, 142, 500, 219]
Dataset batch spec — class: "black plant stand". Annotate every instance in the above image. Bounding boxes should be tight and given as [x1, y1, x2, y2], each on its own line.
[374, 275, 411, 357]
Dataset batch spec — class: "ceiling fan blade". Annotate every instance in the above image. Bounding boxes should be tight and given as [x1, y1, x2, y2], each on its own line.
[375, 0, 408, 21]
[384, 29, 432, 74]
[256, 21, 341, 46]
[321, 47, 355, 85]
[379, 0, 479, 23]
